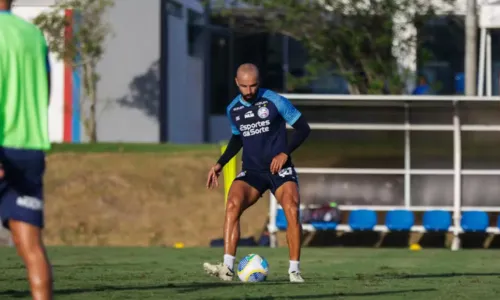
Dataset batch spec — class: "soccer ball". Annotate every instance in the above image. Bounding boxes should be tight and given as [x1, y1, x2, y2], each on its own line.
[237, 254, 269, 282]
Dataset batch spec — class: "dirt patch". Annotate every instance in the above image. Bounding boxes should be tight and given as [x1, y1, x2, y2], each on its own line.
[44, 151, 269, 247]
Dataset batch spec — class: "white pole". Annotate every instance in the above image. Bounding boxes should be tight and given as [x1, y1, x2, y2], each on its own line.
[451, 101, 462, 251]
[486, 31, 493, 96]
[465, 0, 477, 95]
[404, 103, 411, 208]
[478, 27, 487, 96]
[268, 194, 278, 248]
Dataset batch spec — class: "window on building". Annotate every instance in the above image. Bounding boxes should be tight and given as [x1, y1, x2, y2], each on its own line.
[209, 30, 231, 115]
[187, 9, 204, 58]
[417, 15, 464, 94]
[165, 0, 182, 19]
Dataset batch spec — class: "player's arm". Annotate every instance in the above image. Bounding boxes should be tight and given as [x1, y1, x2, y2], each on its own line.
[285, 115, 310, 155]
[270, 93, 310, 173]
[275, 94, 311, 155]
[217, 108, 243, 168]
[216, 134, 243, 168]
[207, 107, 242, 188]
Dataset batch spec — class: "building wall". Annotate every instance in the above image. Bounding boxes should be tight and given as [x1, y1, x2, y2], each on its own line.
[94, 0, 161, 142]
[96, 0, 207, 143]
[166, 0, 206, 144]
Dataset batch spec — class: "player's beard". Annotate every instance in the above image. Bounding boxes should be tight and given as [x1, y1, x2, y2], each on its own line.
[243, 94, 256, 102]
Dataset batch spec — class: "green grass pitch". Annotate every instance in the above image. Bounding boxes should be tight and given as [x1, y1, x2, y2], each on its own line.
[0, 247, 499, 299]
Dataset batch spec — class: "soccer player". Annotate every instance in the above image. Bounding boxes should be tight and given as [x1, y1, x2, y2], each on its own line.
[204, 63, 311, 283]
[0, 1, 54, 299]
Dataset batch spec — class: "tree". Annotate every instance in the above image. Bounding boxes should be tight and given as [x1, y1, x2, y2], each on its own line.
[34, 0, 114, 142]
[213, 0, 456, 94]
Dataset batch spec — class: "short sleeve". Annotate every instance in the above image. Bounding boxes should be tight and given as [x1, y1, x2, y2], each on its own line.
[226, 106, 240, 135]
[267, 91, 301, 125]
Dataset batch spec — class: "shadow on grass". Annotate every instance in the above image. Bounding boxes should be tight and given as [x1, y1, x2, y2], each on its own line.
[0, 281, 290, 298]
[381, 272, 500, 279]
[0, 285, 436, 299]
[209, 288, 437, 299]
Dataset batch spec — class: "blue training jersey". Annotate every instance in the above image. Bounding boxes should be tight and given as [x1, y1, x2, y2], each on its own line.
[226, 88, 302, 172]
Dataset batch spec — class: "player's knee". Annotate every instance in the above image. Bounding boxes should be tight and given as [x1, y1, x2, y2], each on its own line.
[226, 195, 244, 215]
[282, 199, 300, 225]
[14, 237, 44, 262]
[10, 225, 44, 262]
[281, 190, 299, 208]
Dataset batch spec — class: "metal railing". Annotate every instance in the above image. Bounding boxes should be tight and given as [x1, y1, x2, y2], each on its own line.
[267, 94, 500, 250]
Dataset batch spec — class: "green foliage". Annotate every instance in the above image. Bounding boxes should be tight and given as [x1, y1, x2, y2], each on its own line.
[214, 0, 456, 94]
[33, 0, 114, 141]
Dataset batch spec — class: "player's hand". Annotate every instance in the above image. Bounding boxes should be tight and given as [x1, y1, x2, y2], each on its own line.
[270, 153, 288, 174]
[206, 163, 222, 189]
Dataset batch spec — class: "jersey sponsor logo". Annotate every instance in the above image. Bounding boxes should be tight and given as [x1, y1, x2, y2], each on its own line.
[257, 107, 269, 119]
[233, 105, 245, 111]
[236, 116, 240, 121]
[244, 111, 255, 119]
[240, 120, 271, 137]
[16, 196, 43, 211]
[255, 100, 268, 106]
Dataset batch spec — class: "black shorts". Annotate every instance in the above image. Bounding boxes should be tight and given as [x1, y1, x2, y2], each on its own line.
[234, 167, 299, 195]
[0, 147, 45, 229]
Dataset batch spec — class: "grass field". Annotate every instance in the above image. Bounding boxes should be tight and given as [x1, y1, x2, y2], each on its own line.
[1, 247, 499, 299]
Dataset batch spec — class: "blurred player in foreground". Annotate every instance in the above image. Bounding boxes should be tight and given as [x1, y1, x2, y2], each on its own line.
[0, 0, 53, 299]
[204, 63, 311, 283]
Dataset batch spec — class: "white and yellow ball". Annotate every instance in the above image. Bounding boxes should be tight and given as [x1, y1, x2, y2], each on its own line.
[237, 254, 269, 282]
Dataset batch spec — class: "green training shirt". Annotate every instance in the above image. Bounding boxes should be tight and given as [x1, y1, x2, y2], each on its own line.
[0, 11, 51, 150]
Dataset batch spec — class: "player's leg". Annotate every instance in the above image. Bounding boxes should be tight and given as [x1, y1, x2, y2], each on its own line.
[204, 172, 266, 280]
[0, 149, 53, 299]
[9, 220, 53, 300]
[223, 180, 261, 259]
[272, 168, 304, 283]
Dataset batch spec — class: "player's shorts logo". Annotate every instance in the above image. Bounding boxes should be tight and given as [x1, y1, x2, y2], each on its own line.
[278, 167, 294, 178]
[16, 196, 43, 211]
[257, 107, 269, 119]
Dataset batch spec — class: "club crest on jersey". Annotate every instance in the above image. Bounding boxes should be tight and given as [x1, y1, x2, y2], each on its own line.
[257, 107, 269, 119]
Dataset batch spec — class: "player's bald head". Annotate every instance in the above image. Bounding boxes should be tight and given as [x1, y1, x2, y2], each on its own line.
[235, 63, 260, 101]
[236, 63, 259, 81]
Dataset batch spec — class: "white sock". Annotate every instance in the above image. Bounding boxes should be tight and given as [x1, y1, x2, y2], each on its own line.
[223, 254, 235, 270]
[289, 260, 300, 273]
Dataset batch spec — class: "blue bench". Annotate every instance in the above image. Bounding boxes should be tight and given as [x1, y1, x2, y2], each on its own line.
[386, 210, 414, 231]
[349, 209, 377, 231]
[461, 211, 489, 232]
[423, 210, 452, 232]
[272, 208, 498, 236]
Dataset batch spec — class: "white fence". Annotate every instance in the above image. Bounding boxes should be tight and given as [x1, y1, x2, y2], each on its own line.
[267, 94, 500, 251]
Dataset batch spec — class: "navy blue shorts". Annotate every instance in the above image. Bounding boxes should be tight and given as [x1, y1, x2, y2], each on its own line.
[234, 166, 299, 195]
[0, 147, 45, 229]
